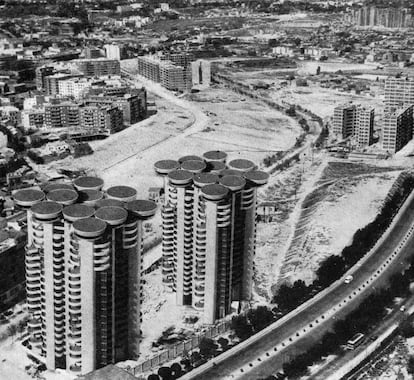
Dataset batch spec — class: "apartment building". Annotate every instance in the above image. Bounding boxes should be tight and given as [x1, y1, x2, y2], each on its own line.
[332, 103, 357, 139]
[154, 151, 268, 324]
[75, 59, 121, 77]
[13, 179, 157, 375]
[44, 101, 80, 130]
[382, 105, 414, 153]
[332, 103, 375, 147]
[384, 76, 414, 109]
[137, 56, 161, 83]
[356, 106, 375, 148]
[192, 60, 211, 88]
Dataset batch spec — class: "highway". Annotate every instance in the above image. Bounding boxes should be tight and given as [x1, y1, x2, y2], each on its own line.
[182, 190, 414, 380]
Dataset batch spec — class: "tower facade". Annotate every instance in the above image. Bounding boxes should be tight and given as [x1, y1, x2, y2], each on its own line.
[14, 178, 157, 375]
[155, 152, 268, 324]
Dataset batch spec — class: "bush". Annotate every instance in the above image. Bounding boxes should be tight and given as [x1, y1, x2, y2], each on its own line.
[199, 338, 217, 359]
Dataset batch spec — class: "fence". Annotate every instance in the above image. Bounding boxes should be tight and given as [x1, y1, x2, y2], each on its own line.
[127, 319, 231, 376]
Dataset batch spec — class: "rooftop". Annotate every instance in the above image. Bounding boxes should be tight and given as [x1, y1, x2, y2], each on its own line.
[193, 173, 219, 187]
[180, 159, 207, 173]
[13, 189, 45, 207]
[73, 217, 107, 238]
[31, 201, 63, 220]
[203, 150, 227, 162]
[154, 159, 180, 174]
[201, 184, 229, 201]
[95, 198, 124, 209]
[63, 204, 95, 222]
[73, 176, 104, 191]
[219, 169, 243, 177]
[127, 200, 157, 218]
[46, 189, 78, 205]
[78, 190, 104, 204]
[207, 161, 226, 173]
[220, 175, 246, 191]
[43, 182, 75, 193]
[168, 169, 193, 185]
[178, 155, 204, 164]
[95, 206, 128, 226]
[228, 159, 255, 172]
[106, 186, 137, 201]
[244, 170, 270, 186]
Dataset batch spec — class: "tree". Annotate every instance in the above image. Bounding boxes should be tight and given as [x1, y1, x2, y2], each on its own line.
[231, 314, 253, 340]
[247, 306, 275, 332]
[157, 367, 173, 380]
[190, 351, 202, 366]
[170, 363, 183, 378]
[273, 280, 311, 313]
[316, 255, 346, 287]
[408, 355, 414, 375]
[148, 374, 160, 380]
[7, 324, 17, 342]
[399, 319, 414, 338]
[199, 338, 217, 359]
[217, 337, 229, 351]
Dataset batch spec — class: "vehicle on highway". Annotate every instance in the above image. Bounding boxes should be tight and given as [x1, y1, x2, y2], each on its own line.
[344, 275, 353, 284]
[347, 333, 365, 350]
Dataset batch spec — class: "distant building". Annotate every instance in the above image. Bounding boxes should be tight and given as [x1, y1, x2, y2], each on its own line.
[0, 238, 25, 311]
[356, 106, 375, 148]
[332, 103, 358, 139]
[13, 180, 157, 375]
[350, 6, 414, 29]
[384, 77, 414, 109]
[35, 66, 55, 91]
[332, 103, 375, 147]
[84, 47, 102, 59]
[382, 105, 413, 153]
[192, 60, 211, 88]
[75, 59, 121, 77]
[104, 44, 122, 61]
[137, 54, 193, 91]
[44, 100, 80, 129]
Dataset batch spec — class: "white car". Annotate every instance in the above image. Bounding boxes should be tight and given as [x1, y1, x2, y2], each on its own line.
[344, 275, 353, 284]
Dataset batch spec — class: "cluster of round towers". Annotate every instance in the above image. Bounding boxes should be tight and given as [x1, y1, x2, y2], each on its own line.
[13, 177, 157, 375]
[154, 151, 269, 324]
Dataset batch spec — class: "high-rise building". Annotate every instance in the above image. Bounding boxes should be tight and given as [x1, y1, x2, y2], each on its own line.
[356, 106, 375, 148]
[35, 66, 55, 91]
[332, 103, 375, 147]
[13, 179, 157, 375]
[382, 105, 414, 153]
[75, 59, 121, 77]
[192, 60, 211, 88]
[384, 77, 414, 109]
[332, 103, 358, 139]
[104, 44, 122, 61]
[154, 152, 268, 324]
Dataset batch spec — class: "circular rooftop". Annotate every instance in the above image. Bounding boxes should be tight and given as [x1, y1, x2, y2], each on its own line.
[95, 206, 128, 226]
[207, 161, 226, 174]
[78, 190, 104, 206]
[193, 173, 219, 188]
[73, 176, 104, 191]
[178, 155, 204, 164]
[73, 217, 107, 238]
[127, 200, 158, 218]
[95, 198, 124, 209]
[220, 175, 246, 192]
[63, 204, 95, 223]
[168, 170, 193, 186]
[219, 169, 243, 177]
[201, 184, 229, 201]
[228, 159, 256, 173]
[244, 170, 270, 186]
[180, 160, 207, 174]
[154, 160, 180, 175]
[203, 150, 227, 163]
[43, 182, 75, 193]
[13, 189, 45, 208]
[46, 189, 78, 206]
[31, 201, 63, 220]
[106, 186, 137, 202]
